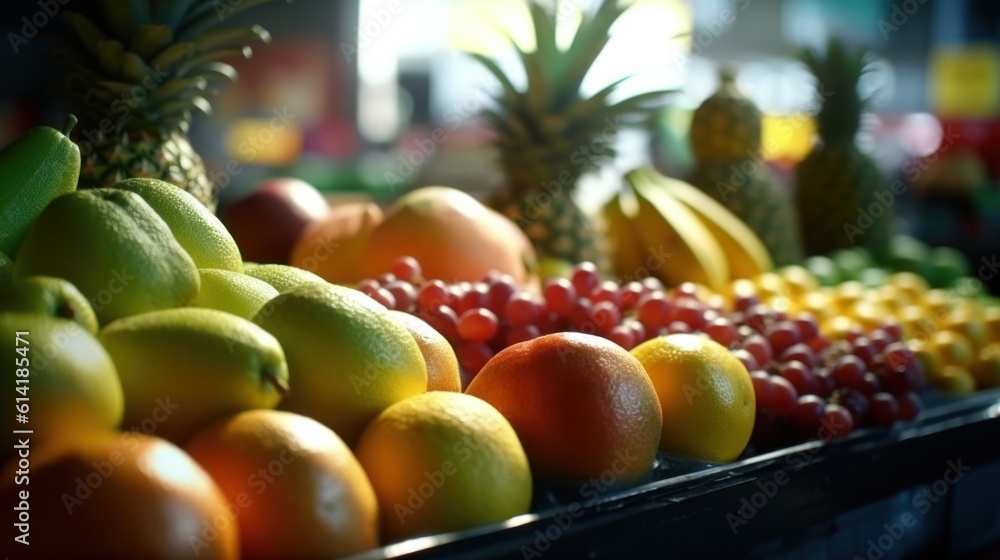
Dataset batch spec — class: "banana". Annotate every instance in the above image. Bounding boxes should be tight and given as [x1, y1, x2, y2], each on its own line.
[601, 192, 648, 282]
[625, 170, 729, 292]
[637, 167, 774, 280]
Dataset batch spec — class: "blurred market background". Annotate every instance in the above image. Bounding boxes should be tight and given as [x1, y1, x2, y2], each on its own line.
[1, 0, 998, 290]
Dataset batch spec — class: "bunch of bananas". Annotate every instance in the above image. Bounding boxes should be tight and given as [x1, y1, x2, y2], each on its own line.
[603, 167, 774, 291]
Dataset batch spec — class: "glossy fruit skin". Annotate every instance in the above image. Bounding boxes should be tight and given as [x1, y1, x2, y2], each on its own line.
[0, 275, 99, 333]
[390, 310, 461, 392]
[630, 333, 755, 463]
[1, 433, 238, 559]
[355, 392, 531, 543]
[13, 189, 199, 325]
[186, 410, 379, 559]
[222, 178, 329, 264]
[467, 332, 661, 484]
[0, 118, 80, 258]
[1, 313, 122, 461]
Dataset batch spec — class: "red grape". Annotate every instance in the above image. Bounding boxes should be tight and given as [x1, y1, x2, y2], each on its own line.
[750, 371, 774, 411]
[780, 343, 817, 370]
[389, 256, 422, 283]
[843, 326, 865, 344]
[881, 342, 917, 374]
[418, 305, 459, 339]
[706, 294, 727, 314]
[735, 324, 754, 341]
[505, 294, 539, 327]
[851, 337, 877, 368]
[730, 348, 760, 372]
[880, 321, 903, 342]
[879, 363, 922, 396]
[770, 375, 799, 417]
[807, 335, 832, 354]
[457, 342, 494, 377]
[868, 329, 892, 353]
[833, 388, 870, 426]
[669, 299, 706, 330]
[608, 325, 636, 350]
[831, 355, 866, 390]
[375, 272, 396, 285]
[667, 321, 691, 334]
[506, 324, 540, 346]
[590, 301, 622, 335]
[897, 392, 922, 421]
[814, 371, 835, 398]
[543, 278, 577, 316]
[591, 281, 621, 306]
[625, 320, 648, 343]
[357, 279, 380, 295]
[742, 334, 773, 367]
[617, 282, 644, 310]
[734, 294, 760, 313]
[779, 360, 818, 396]
[637, 292, 672, 331]
[417, 280, 449, 310]
[458, 308, 499, 341]
[457, 285, 489, 316]
[767, 320, 801, 355]
[383, 280, 416, 312]
[567, 299, 595, 333]
[671, 282, 701, 302]
[641, 277, 664, 292]
[486, 277, 517, 315]
[745, 304, 779, 333]
[793, 313, 820, 342]
[369, 287, 396, 310]
[860, 372, 882, 396]
[870, 392, 900, 427]
[537, 310, 562, 334]
[751, 409, 782, 447]
[571, 262, 601, 298]
[820, 403, 854, 441]
[791, 395, 826, 436]
[705, 317, 738, 347]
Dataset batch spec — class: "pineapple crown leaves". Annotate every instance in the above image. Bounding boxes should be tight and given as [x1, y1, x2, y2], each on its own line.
[472, 0, 673, 190]
[796, 37, 876, 144]
[50, 0, 290, 135]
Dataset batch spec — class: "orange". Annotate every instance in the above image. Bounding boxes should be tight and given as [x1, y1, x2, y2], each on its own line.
[630, 334, 755, 463]
[184, 410, 379, 559]
[355, 392, 531, 542]
[360, 186, 536, 284]
[1, 433, 238, 559]
[389, 310, 461, 392]
[466, 332, 661, 484]
[290, 201, 382, 285]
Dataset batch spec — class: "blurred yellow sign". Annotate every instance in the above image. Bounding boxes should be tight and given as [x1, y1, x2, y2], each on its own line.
[929, 44, 1000, 118]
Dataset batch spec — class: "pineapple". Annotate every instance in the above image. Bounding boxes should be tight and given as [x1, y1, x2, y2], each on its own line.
[51, 1, 284, 210]
[473, 0, 668, 268]
[686, 66, 803, 266]
[794, 39, 890, 256]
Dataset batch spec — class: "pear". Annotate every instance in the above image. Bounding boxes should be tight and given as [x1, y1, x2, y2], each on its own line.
[13, 190, 199, 325]
[0, 116, 80, 258]
[243, 263, 327, 293]
[114, 178, 243, 272]
[0, 276, 99, 333]
[2, 313, 123, 460]
[190, 269, 279, 320]
[252, 282, 426, 446]
[98, 308, 289, 445]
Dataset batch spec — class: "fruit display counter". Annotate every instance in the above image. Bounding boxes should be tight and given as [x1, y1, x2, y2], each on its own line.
[350, 389, 1000, 560]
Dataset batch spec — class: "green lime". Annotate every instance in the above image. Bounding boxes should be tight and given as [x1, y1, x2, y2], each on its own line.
[804, 255, 840, 286]
[858, 267, 890, 289]
[928, 247, 971, 289]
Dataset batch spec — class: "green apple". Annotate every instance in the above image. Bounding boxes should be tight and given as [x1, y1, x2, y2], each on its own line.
[115, 178, 243, 272]
[13, 190, 200, 325]
[243, 263, 327, 293]
[0, 275, 99, 333]
[98, 307, 289, 445]
[2, 312, 123, 460]
[252, 282, 426, 446]
[191, 269, 279, 319]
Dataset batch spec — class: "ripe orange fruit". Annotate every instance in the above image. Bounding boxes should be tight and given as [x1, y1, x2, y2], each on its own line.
[360, 186, 536, 284]
[466, 332, 661, 484]
[290, 201, 383, 285]
[184, 410, 379, 559]
[389, 310, 461, 392]
[630, 334, 755, 463]
[1, 433, 238, 559]
[355, 392, 531, 542]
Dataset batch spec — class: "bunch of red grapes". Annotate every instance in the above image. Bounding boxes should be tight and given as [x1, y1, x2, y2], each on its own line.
[357, 257, 926, 448]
